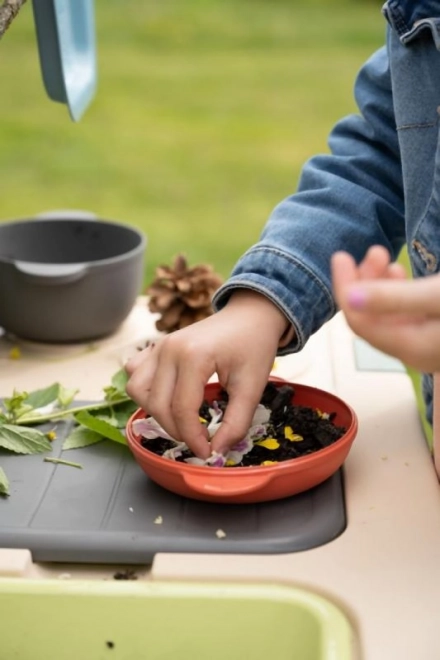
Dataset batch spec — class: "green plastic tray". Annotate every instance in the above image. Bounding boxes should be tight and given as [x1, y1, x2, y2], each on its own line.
[397, 247, 433, 448]
[0, 580, 355, 659]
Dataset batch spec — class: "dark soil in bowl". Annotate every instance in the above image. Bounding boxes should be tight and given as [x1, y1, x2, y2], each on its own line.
[140, 382, 347, 467]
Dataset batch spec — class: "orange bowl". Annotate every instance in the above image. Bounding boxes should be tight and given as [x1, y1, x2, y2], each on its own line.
[126, 381, 358, 504]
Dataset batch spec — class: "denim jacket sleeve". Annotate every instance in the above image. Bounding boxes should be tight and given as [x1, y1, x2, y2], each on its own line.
[212, 40, 406, 354]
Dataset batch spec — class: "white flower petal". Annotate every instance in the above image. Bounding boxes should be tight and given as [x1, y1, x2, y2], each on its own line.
[251, 404, 271, 426]
[34, 402, 58, 415]
[184, 457, 206, 466]
[225, 450, 244, 465]
[207, 421, 222, 438]
[163, 442, 187, 460]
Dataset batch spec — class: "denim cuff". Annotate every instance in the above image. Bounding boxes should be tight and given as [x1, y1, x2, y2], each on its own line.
[212, 245, 335, 355]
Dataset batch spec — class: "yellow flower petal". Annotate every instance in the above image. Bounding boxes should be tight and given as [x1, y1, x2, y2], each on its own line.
[284, 426, 303, 442]
[8, 346, 21, 360]
[261, 460, 278, 466]
[225, 459, 237, 467]
[256, 438, 280, 450]
[199, 416, 208, 424]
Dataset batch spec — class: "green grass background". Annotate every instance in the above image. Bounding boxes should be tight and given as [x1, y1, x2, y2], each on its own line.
[0, 0, 385, 284]
[2, 1, 431, 439]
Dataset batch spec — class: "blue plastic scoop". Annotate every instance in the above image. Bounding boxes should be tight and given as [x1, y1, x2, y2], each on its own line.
[32, 0, 97, 122]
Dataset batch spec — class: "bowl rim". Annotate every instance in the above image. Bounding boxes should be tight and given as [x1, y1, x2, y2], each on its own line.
[126, 381, 359, 476]
[0, 216, 146, 267]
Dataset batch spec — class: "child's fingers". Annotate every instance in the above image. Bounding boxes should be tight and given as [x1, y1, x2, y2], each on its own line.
[386, 262, 407, 280]
[357, 245, 391, 280]
[210, 379, 264, 456]
[125, 344, 153, 375]
[346, 274, 440, 317]
[331, 251, 359, 309]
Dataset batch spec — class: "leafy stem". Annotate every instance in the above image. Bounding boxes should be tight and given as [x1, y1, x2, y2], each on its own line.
[44, 457, 83, 469]
[0, 368, 136, 496]
[16, 396, 131, 426]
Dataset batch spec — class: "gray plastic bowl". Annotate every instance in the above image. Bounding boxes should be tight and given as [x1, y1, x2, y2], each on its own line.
[0, 212, 146, 342]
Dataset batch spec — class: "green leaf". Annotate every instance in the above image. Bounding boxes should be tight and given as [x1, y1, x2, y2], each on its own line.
[94, 414, 120, 428]
[0, 466, 9, 496]
[57, 385, 79, 409]
[63, 426, 103, 451]
[12, 404, 34, 420]
[103, 386, 119, 403]
[25, 383, 60, 410]
[16, 398, 130, 426]
[3, 390, 29, 417]
[2, 391, 35, 423]
[104, 368, 129, 402]
[74, 411, 127, 445]
[111, 368, 129, 394]
[112, 400, 138, 428]
[0, 425, 52, 454]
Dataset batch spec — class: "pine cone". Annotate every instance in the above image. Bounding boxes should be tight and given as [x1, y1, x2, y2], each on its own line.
[146, 255, 224, 333]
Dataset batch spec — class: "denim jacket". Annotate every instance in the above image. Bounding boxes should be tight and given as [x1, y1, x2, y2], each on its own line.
[213, 0, 440, 424]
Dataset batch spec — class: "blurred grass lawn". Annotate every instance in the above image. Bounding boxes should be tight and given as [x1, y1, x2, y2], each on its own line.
[0, 0, 384, 284]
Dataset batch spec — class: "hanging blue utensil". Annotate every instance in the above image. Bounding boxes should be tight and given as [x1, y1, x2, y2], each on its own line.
[32, 0, 97, 121]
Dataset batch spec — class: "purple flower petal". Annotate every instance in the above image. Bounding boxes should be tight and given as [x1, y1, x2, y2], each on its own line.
[249, 424, 267, 440]
[208, 403, 223, 425]
[132, 417, 176, 442]
[212, 400, 222, 415]
[230, 436, 252, 454]
[206, 452, 227, 467]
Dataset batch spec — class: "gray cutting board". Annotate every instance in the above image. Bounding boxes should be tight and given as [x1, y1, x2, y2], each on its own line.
[0, 405, 346, 563]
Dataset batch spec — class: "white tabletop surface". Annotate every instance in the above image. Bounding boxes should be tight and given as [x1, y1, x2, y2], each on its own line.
[1, 298, 439, 660]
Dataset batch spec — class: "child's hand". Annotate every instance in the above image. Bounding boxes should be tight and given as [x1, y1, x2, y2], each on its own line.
[331, 245, 440, 372]
[125, 290, 289, 458]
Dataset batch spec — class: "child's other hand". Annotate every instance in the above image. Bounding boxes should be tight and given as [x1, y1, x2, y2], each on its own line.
[125, 290, 289, 458]
[331, 245, 440, 372]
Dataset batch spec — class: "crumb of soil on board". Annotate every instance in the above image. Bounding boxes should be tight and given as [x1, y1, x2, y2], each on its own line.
[154, 515, 163, 525]
[216, 529, 227, 539]
[113, 569, 138, 581]
[58, 573, 72, 580]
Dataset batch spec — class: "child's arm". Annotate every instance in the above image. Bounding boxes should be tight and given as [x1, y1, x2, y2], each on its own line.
[127, 41, 405, 458]
[213, 43, 405, 356]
